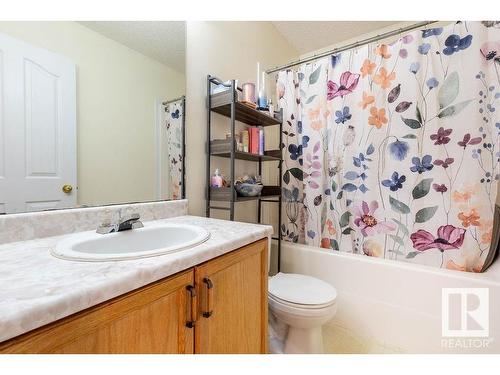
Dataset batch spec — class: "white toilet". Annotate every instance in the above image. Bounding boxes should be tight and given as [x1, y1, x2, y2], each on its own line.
[268, 272, 337, 354]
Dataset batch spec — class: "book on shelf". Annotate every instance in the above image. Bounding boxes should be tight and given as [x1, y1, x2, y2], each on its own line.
[258, 127, 264, 156]
[249, 127, 260, 154]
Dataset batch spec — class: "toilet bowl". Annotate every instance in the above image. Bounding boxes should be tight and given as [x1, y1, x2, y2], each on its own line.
[268, 272, 337, 354]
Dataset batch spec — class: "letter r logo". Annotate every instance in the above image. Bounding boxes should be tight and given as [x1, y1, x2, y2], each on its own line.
[442, 288, 489, 337]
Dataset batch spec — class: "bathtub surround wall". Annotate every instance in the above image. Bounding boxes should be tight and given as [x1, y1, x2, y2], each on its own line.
[282, 241, 500, 353]
[0, 200, 188, 245]
[278, 21, 500, 272]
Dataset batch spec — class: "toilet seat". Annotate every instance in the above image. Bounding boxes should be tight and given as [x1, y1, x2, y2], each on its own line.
[268, 293, 337, 320]
[268, 272, 337, 309]
[267, 273, 338, 353]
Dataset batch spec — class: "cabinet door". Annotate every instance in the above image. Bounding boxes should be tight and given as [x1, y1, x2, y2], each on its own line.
[0, 270, 195, 354]
[195, 238, 268, 354]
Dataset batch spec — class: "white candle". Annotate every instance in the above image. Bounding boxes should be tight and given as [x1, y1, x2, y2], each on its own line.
[256, 62, 260, 94]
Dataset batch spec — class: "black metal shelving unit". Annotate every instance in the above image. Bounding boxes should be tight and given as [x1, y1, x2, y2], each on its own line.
[206, 75, 283, 270]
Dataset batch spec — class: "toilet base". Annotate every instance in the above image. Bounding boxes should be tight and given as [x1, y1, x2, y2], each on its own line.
[284, 326, 324, 354]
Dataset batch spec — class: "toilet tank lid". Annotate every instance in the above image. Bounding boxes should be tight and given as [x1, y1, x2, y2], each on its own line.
[268, 272, 337, 305]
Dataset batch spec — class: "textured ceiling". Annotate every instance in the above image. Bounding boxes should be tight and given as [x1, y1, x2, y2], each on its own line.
[79, 21, 185, 73]
[272, 21, 400, 55]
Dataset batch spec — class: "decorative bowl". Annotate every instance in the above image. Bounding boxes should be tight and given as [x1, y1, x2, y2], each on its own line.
[234, 183, 263, 197]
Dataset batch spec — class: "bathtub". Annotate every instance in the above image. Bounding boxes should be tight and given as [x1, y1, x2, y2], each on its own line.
[280, 242, 500, 354]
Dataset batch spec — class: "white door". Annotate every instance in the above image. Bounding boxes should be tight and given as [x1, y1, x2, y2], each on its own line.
[0, 32, 76, 214]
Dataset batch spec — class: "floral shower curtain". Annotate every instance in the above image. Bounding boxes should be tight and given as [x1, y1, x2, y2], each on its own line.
[278, 21, 500, 272]
[165, 99, 184, 200]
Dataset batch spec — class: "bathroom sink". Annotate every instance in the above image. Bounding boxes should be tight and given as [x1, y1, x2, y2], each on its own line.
[51, 223, 210, 261]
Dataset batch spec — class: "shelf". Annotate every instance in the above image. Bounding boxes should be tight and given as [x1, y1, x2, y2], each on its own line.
[209, 186, 281, 202]
[207, 75, 283, 273]
[210, 140, 282, 162]
[210, 90, 281, 127]
[212, 150, 281, 162]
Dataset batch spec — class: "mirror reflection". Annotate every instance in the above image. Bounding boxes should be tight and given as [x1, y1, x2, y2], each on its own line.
[0, 21, 186, 214]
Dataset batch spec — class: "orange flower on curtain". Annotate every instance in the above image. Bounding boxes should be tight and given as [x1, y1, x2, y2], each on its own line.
[359, 91, 375, 109]
[375, 44, 392, 59]
[368, 106, 388, 128]
[458, 209, 481, 227]
[373, 67, 396, 89]
[360, 59, 376, 77]
[452, 184, 478, 202]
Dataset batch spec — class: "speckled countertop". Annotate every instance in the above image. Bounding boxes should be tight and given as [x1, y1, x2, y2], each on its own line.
[0, 215, 273, 343]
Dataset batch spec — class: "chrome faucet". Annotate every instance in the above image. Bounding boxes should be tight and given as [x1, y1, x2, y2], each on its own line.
[96, 211, 144, 234]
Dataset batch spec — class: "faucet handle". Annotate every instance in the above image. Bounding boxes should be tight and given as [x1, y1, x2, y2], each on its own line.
[131, 221, 144, 230]
[96, 221, 118, 234]
[119, 212, 140, 223]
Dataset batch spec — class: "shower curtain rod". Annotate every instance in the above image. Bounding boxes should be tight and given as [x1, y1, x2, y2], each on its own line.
[162, 95, 185, 106]
[265, 21, 438, 74]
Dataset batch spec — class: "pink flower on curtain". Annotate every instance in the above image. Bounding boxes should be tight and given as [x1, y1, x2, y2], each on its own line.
[353, 201, 396, 237]
[410, 225, 466, 251]
[327, 71, 360, 100]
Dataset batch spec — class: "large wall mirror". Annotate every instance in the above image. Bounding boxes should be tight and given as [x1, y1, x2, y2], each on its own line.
[0, 21, 186, 214]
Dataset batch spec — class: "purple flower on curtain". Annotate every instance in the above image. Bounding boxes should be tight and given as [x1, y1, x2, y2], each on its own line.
[410, 225, 466, 252]
[402, 34, 414, 44]
[482, 21, 500, 28]
[434, 158, 455, 169]
[335, 106, 352, 124]
[418, 43, 431, 55]
[331, 54, 341, 68]
[381, 171, 406, 191]
[433, 183, 448, 193]
[457, 133, 482, 148]
[171, 109, 180, 119]
[302, 135, 310, 148]
[283, 187, 300, 202]
[288, 144, 302, 161]
[327, 71, 360, 100]
[430, 127, 452, 145]
[399, 49, 408, 58]
[422, 27, 443, 38]
[389, 139, 409, 161]
[443, 34, 473, 55]
[426, 77, 439, 89]
[410, 155, 434, 173]
[297, 120, 303, 134]
[409, 62, 420, 74]
[353, 201, 396, 237]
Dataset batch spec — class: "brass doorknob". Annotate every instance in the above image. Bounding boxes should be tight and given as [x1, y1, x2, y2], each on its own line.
[62, 184, 73, 194]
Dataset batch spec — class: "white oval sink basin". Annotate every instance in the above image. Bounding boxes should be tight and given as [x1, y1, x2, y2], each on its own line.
[51, 223, 210, 261]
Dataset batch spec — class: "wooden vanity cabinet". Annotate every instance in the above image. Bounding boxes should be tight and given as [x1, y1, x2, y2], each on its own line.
[195, 238, 268, 354]
[0, 238, 268, 354]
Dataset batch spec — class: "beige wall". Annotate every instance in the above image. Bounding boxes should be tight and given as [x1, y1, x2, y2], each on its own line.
[185, 21, 298, 221]
[0, 21, 185, 207]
